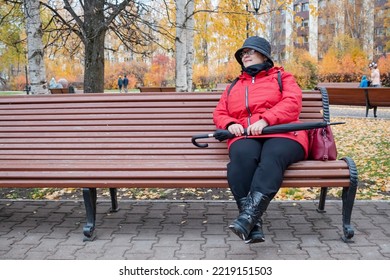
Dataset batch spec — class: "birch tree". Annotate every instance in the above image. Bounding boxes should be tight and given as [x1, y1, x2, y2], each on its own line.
[175, 0, 194, 92]
[24, 0, 48, 94]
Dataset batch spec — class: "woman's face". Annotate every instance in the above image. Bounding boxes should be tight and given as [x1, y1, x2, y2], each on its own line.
[241, 48, 266, 68]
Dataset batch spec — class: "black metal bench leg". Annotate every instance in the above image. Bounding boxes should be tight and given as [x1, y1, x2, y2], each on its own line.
[83, 188, 97, 241]
[317, 187, 328, 213]
[109, 188, 120, 212]
[341, 157, 358, 242]
[373, 106, 377, 118]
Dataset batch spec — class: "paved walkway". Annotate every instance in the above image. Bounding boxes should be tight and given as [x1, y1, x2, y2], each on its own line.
[330, 105, 390, 119]
[0, 199, 389, 260]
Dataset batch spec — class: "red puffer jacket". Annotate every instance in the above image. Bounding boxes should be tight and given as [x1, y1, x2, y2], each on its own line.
[213, 67, 309, 159]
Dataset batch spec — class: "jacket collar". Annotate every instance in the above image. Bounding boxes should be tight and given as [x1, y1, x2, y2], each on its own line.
[239, 66, 283, 80]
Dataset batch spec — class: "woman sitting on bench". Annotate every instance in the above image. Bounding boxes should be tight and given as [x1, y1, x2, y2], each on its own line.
[213, 36, 309, 244]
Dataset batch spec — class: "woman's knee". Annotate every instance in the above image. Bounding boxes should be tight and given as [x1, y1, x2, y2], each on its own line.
[229, 139, 262, 161]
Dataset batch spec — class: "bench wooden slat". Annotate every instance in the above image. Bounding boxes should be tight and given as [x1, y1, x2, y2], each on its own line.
[0, 119, 216, 127]
[0, 178, 351, 188]
[0, 169, 351, 178]
[0, 154, 232, 160]
[0, 159, 350, 170]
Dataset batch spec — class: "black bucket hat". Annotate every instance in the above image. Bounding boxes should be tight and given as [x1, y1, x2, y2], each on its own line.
[235, 36, 274, 67]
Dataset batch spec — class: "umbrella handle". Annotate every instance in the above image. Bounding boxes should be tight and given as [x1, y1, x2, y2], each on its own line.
[191, 133, 214, 148]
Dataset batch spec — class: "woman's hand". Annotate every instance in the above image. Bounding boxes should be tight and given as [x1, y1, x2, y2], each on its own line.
[247, 119, 269, 135]
[227, 123, 245, 137]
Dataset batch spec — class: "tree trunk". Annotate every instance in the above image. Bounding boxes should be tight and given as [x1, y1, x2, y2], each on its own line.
[175, 0, 195, 92]
[83, 0, 106, 93]
[84, 32, 106, 93]
[24, 0, 48, 94]
[186, 1, 195, 92]
[175, 0, 187, 92]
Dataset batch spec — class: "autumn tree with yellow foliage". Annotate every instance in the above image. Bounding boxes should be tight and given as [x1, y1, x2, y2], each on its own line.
[318, 35, 369, 83]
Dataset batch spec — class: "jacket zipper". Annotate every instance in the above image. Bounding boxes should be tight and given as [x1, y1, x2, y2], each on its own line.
[245, 76, 255, 126]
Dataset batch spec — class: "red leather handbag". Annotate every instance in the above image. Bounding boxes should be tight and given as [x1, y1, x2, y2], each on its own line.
[308, 126, 337, 160]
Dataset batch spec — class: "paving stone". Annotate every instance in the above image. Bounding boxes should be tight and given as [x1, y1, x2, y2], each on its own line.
[227, 240, 257, 256]
[166, 203, 187, 214]
[153, 234, 181, 247]
[180, 218, 206, 229]
[149, 248, 179, 260]
[47, 245, 84, 260]
[129, 239, 157, 254]
[363, 229, 389, 240]
[131, 228, 160, 240]
[178, 228, 204, 241]
[158, 224, 182, 234]
[297, 234, 328, 247]
[376, 222, 390, 234]
[276, 240, 309, 255]
[329, 253, 361, 260]
[13, 234, 45, 246]
[203, 214, 225, 224]
[174, 252, 205, 259]
[203, 223, 227, 235]
[272, 230, 299, 241]
[144, 209, 167, 219]
[352, 246, 387, 259]
[107, 233, 134, 246]
[300, 246, 333, 259]
[0, 244, 35, 259]
[177, 240, 204, 255]
[97, 246, 128, 260]
[202, 234, 230, 248]
[202, 247, 228, 259]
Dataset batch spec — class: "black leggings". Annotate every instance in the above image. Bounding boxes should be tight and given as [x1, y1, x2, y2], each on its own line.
[227, 137, 305, 200]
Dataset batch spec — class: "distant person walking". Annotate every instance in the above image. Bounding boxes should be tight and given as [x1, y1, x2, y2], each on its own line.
[359, 75, 369, 87]
[49, 77, 57, 89]
[123, 75, 129, 93]
[118, 76, 123, 93]
[369, 62, 381, 87]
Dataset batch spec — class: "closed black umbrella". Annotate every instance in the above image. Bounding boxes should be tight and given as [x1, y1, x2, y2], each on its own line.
[192, 122, 345, 148]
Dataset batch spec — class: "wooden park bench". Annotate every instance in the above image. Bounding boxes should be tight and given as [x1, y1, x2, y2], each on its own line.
[319, 86, 390, 117]
[0, 90, 358, 242]
[317, 82, 360, 88]
[138, 86, 176, 92]
[211, 83, 230, 92]
[49, 88, 70, 94]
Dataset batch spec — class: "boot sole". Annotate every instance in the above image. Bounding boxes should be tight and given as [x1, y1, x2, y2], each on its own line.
[229, 224, 249, 240]
[245, 236, 265, 244]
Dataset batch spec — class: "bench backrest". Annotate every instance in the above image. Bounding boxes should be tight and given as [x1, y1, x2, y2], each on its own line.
[50, 88, 70, 94]
[321, 87, 367, 106]
[0, 90, 327, 160]
[317, 82, 359, 88]
[0, 90, 338, 188]
[212, 83, 230, 91]
[366, 87, 390, 106]
[138, 87, 176, 92]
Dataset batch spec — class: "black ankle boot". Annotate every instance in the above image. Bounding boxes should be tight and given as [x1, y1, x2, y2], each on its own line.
[245, 220, 265, 243]
[235, 197, 265, 243]
[229, 192, 270, 241]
